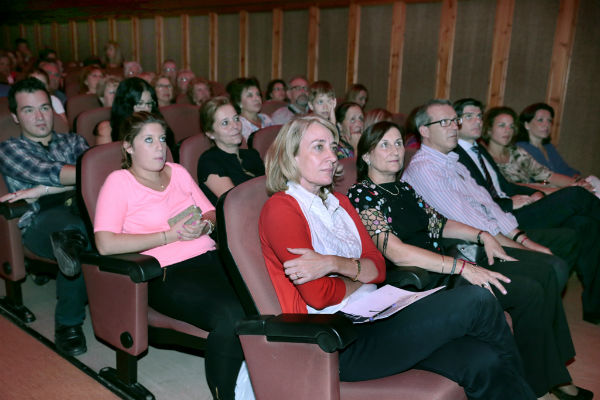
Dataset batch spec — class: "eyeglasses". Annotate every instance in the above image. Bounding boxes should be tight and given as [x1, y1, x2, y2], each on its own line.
[135, 101, 155, 108]
[462, 113, 482, 121]
[156, 84, 173, 89]
[424, 117, 462, 127]
[290, 85, 308, 92]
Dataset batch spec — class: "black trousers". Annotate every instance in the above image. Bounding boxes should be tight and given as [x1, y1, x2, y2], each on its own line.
[477, 247, 574, 396]
[338, 285, 535, 400]
[22, 204, 89, 327]
[514, 186, 600, 318]
[148, 251, 245, 400]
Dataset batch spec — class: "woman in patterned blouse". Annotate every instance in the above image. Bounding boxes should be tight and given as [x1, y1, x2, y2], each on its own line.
[348, 121, 590, 400]
[481, 106, 594, 196]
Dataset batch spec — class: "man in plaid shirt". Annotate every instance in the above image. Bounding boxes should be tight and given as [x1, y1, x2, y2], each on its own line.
[0, 78, 89, 356]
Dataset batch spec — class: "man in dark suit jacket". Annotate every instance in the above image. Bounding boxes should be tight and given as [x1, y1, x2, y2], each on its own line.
[453, 98, 600, 324]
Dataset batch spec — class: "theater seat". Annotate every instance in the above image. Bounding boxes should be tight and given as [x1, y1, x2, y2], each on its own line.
[66, 93, 101, 131]
[76, 107, 111, 146]
[178, 133, 212, 184]
[79, 142, 209, 400]
[248, 124, 282, 160]
[261, 100, 287, 116]
[216, 176, 467, 400]
[160, 103, 201, 143]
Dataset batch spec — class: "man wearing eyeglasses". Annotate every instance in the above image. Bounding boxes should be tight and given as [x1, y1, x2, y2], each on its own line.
[402, 99, 574, 290]
[271, 75, 310, 125]
[452, 98, 600, 325]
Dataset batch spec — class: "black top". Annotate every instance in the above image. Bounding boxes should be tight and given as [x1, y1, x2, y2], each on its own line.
[347, 179, 447, 254]
[197, 146, 265, 204]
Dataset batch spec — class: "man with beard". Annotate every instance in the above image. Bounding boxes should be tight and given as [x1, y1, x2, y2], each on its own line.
[271, 75, 310, 125]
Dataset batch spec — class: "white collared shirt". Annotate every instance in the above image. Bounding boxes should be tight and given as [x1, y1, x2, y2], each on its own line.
[458, 139, 509, 199]
[286, 181, 375, 314]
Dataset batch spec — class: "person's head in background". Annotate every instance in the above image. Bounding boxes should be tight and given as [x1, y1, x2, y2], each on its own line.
[110, 77, 159, 141]
[226, 77, 263, 116]
[188, 77, 212, 107]
[123, 61, 142, 78]
[266, 79, 287, 102]
[96, 75, 122, 108]
[103, 41, 123, 68]
[286, 75, 309, 111]
[153, 74, 175, 107]
[345, 83, 368, 109]
[176, 69, 195, 95]
[138, 71, 156, 85]
[38, 60, 62, 93]
[161, 59, 177, 83]
[308, 80, 336, 122]
[80, 65, 105, 94]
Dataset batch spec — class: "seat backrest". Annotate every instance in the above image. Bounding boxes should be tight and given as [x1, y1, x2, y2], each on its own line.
[67, 93, 100, 131]
[76, 107, 111, 146]
[160, 103, 200, 143]
[249, 124, 282, 160]
[260, 100, 287, 116]
[217, 176, 282, 316]
[175, 93, 191, 104]
[391, 112, 406, 127]
[334, 157, 357, 195]
[178, 133, 212, 184]
[80, 142, 173, 222]
[209, 81, 227, 97]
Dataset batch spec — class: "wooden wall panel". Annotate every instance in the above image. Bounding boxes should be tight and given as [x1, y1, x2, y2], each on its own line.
[503, 0, 559, 111]
[282, 9, 308, 80]
[318, 7, 348, 97]
[217, 13, 239, 85]
[486, 0, 514, 108]
[23, 24, 37, 55]
[155, 16, 164, 73]
[69, 21, 78, 62]
[139, 18, 156, 73]
[95, 20, 109, 58]
[57, 23, 72, 62]
[399, 2, 441, 113]
[163, 16, 182, 71]
[76, 21, 91, 61]
[387, 2, 406, 112]
[450, 0, 495, 102]
[189, 15, 209, 78]
[34, 23, 42, 51]
[88, 19, 97, 56]
[271, 8, 283, 79]
[8, 25, 19, 49]
[248, 11, 272, 89]
[40, 24, 52, 50]
[181, 14, 190, 70]
[117, 19, 132, 61]
[209, 13, 218, 81]
[358, 4, 393, 110]
[435, 0, 457, 99]
[307, 6, 320, 82]
[345, 3, 360, 91]
[239, 11, 248, 77]
[560, 0, 600, 176]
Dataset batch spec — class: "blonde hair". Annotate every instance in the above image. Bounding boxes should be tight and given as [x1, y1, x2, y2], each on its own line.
[265, 115, 339, 199]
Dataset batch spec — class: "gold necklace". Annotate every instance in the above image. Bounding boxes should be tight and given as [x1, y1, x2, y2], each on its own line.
[374, 181, 400, 196]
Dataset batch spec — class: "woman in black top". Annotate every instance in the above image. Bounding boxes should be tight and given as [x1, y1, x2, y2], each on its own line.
[197, 97, 265, 204]
[347, 121, 591, 400]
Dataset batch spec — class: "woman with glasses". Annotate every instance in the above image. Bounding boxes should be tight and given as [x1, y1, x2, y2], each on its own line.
[153, 74, 175, 108]
[95, 77, 174, 149]
[197, 97, 265, 204]
[348, 121, 592, 400]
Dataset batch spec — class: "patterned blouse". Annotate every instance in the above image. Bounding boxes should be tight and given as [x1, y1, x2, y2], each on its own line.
[347, 178, 447, 257]
[496, 146, 552, 184]
[336, 137, 355, 159]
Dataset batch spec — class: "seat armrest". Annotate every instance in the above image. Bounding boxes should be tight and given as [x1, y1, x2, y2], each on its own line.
[237, 314, 357, 353]
[386, 265, 432, 290]
[0, 200, 29, 220]
[80, 252, 163, 283]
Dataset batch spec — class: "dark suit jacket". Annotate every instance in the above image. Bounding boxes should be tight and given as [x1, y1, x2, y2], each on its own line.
[454, 144, 536, 212]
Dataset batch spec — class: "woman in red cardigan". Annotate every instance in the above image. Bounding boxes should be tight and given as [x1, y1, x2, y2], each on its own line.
[258, 115, 535, 400]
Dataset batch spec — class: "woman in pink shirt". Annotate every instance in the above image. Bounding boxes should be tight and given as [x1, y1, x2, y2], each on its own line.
[94, 112, 244, 400]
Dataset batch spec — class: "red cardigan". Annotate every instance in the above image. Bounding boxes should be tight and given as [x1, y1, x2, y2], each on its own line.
[259, 191, 386, 314]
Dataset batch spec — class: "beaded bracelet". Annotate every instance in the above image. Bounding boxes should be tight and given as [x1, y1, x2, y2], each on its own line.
[352, 259, 361, 281]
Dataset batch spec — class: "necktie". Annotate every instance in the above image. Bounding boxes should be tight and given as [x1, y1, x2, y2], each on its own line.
[472, 145, 500, 199]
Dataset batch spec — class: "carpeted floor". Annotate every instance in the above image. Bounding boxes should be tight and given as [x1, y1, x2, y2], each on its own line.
[0, 273, 598, 399]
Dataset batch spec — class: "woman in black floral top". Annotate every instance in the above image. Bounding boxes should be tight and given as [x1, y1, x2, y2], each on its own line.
[347, 121, 590, 400]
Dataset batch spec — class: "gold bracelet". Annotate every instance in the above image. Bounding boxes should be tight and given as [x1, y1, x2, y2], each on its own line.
[352, 259, 361, 281]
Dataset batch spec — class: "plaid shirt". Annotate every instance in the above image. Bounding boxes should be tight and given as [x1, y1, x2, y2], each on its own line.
[0, 131, 89, 230]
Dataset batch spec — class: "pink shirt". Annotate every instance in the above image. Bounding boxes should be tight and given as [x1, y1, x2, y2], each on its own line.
[94, 162, 216, 267]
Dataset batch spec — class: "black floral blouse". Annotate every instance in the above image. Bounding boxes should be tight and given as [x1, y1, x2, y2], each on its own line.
[347, 179, 447, 256]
